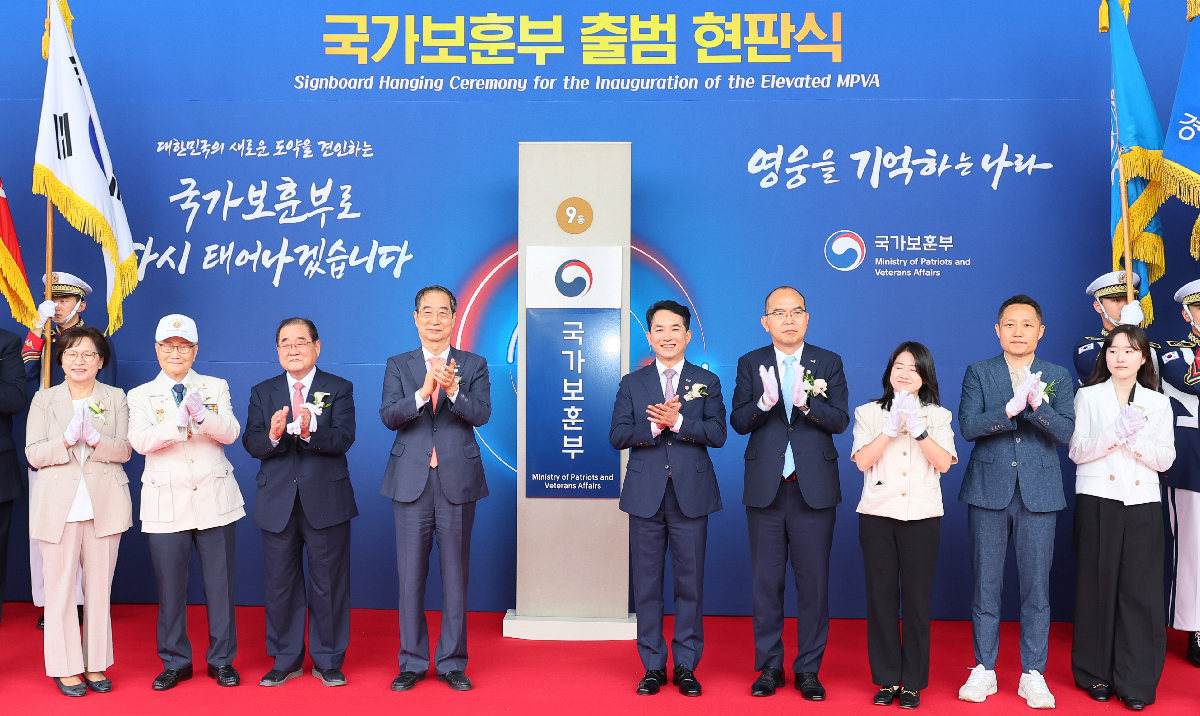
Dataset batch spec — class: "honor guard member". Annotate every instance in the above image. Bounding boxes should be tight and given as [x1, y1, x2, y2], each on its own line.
[1073, 271, 1156, 385]
[22, 273, 113, 629]
[1158, 278, 1200, 667]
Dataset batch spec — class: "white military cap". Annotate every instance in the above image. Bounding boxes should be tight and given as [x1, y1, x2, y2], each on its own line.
[155, 314, 198, 343]
[1086, 270, 1140, 299]
[42, 272, 93, 298]
[1175, 279, 1200, 305]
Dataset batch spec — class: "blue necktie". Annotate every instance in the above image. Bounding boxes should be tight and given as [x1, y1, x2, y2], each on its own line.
[781, 356, 795, 477]
[172, 384, 185, 406]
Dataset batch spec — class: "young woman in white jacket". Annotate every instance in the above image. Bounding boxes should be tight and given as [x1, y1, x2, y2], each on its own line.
[1069, 324, 1173, 710]
[851, 342, 958, 710]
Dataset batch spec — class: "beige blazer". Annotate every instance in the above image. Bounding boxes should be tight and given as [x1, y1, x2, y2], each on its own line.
[1069, 379, 1175, 506]
[128, 370, 245, 533]
[851, 401, 958, 521]
[26, 382, 133, 543]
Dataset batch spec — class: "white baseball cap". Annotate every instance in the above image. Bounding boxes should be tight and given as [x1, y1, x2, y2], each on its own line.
[155, 314, 198, 343]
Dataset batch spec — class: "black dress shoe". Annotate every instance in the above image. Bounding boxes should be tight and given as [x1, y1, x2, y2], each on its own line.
[1189, 631, 1200, 668]
[391, 671, 426, 691]
[37, 614, 44, 630]
[312, 667, 347, 687]
[673, 665, 701, 697]
[152, 664, 193, 691]
[207, 664, 240, 687]
[898, 689, 920, 709]
[84, 674, 112, 693]
[796, 672, 826, 701]
[53, 677, 87, 697]
[874, 686, 899, 705]
[637, 669, 668, 695]
[751, 668, 784, 697]
[437, 670, 472, 691]
[1085, 683, 1110, 702]
[77, 605, 84, 623]
[1120, 695, 1147, 711]
[259, 668, 302, 687]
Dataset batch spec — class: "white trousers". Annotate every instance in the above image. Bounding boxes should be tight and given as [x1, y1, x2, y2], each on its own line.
[28, 469, 83, 607]
[1167, 486, 1200, 631]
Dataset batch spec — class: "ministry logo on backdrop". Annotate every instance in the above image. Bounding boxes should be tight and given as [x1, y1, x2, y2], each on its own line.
[554, 259, 593, 297]
[824, 229, 865, 271]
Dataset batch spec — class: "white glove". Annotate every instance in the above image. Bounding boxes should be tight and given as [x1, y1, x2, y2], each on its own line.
[758, 365, 779, 408]
[1006, 377, 1033, 417]
[1115, 404, 1147, 441]
[285, 405, 320, 436]
[902, 392, 924, 435]
[175, 400, 191, 428]
[882, 390, 907, 437]
[81, 413, 100, 446]
[36, 299, 56, 326]
[1026, 370, 1045, 409]
[183, 390, 206, 423]
[1119, 301, 1145, 327]
[62, 402, 86, 446]
[792, 374, 810, 410]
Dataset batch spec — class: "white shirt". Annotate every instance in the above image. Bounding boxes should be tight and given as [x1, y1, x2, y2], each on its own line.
[64, 398, 95, 523]
[650, 358, 686, 437]
[757, 343, 806, 411]
[270, 366, 317, 447]
[415, 346, 458, 409]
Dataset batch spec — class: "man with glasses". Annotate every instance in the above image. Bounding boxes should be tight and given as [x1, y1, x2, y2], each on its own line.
[379, 286, 491, 692]
[730, 286, 849, 700]
[243, 318, 358, 688]
[128, 315, 246, 690]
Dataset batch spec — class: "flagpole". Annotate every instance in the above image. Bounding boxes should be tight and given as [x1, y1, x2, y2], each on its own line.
[42, 198, 52, 389]
[1113, 97, 1138, 307]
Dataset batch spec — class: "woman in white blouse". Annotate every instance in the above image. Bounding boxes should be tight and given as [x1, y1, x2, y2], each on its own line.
[851, 342, 957, 710]
[1068, 325, 1172, 710]
[26, 325, 131, 697]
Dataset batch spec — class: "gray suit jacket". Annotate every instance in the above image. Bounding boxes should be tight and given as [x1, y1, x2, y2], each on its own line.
[957, 355, 1075, 512]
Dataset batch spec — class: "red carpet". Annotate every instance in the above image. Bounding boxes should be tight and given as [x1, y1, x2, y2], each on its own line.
[1, 602, 1197, 714]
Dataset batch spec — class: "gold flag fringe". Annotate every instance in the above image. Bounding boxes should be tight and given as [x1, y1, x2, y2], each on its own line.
[31, 163, 138, 334]
[1111, 178, 1167, 278]
[1099, 0, 1132, 32]
[41, 0, 75, 60]
[1139, 294, 1154, 326]
[1190, 0, 1199, 22]
[1160, 158, 1200, 258]
[0, 248, 39, 329]
[1121, 147, 1162, 183]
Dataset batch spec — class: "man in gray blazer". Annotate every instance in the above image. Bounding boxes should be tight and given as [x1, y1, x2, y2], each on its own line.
[379, 286, 491, 693]
[957, 294, 1075, 709]
[609, 300, 726, 697]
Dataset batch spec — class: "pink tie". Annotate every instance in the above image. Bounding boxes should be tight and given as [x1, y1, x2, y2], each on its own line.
[428, 358, 443, 467]
[292, 382, 304, 422]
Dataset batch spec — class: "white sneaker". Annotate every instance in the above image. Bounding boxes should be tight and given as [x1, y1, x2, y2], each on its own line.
[958, 664, 998, 702]
[1017, 670, 1056, 709]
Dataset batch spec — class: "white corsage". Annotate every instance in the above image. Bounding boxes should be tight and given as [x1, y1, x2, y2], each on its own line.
[683, 383, 708, 401]
[1037, 378, 1058, 407]
[800, 369, 828, 398]
[86, 396, 108, 425]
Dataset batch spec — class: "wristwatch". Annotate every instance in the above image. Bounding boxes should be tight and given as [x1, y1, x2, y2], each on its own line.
[914, 429, 929, 441]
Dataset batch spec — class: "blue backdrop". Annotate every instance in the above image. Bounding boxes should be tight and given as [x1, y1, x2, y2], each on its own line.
[0, 1, 1196, 623]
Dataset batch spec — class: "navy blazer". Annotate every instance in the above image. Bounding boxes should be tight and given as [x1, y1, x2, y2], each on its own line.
[1157, 338, 1200, 492]
[378, 346, 491, 505]
[0, 329, 26, 503]
[957, 355, 1075, 512]
[609, 361, 726, 519]
[243, 368, 359, 533]
[730, 343, 849, 509]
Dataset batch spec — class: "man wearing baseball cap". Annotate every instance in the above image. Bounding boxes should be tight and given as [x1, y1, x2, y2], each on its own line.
[127, 315, 246, 690]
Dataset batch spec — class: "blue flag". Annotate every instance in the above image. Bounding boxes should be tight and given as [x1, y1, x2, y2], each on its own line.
[1105, 0, 1165, 324]
[1162, 7, 1200, 263]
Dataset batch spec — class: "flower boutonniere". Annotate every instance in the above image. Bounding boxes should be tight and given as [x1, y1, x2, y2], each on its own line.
[1038, 378, 1058, 407]
[86, 396, 109, 425]
[311, 391, 331, 409]
[800, 369, 829, 398]
[683, 383, 708, 401]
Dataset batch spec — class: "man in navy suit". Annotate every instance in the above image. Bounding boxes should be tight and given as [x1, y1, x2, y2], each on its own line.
[956, 295, 1074, 708]
[380, 286, 491, 693]
[243, 318, 358, 688]
[610, 300, 726, 697]
[731, 286, 849, 700]
[0, 326, 26, 624]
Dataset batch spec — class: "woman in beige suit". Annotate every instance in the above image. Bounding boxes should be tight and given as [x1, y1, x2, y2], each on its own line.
[26, 325, 131, 697]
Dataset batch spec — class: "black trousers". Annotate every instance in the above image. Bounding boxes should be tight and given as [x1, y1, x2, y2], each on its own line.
[1072, 494, 1166, 704]
[262, 494, 352, 672]
[859, 514, 940, 691]
[0, 498, 11, 622]
[629, 480, 708, 671]
[148, 523, 237, 670]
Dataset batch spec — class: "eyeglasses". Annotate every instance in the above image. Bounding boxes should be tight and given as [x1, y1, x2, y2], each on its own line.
[62, 350, 99, 364]
[156, 342, 195, 355]
[277, 339, 314, 351]
[418, 308, 452, 320]
[764, 309, 807, 320]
